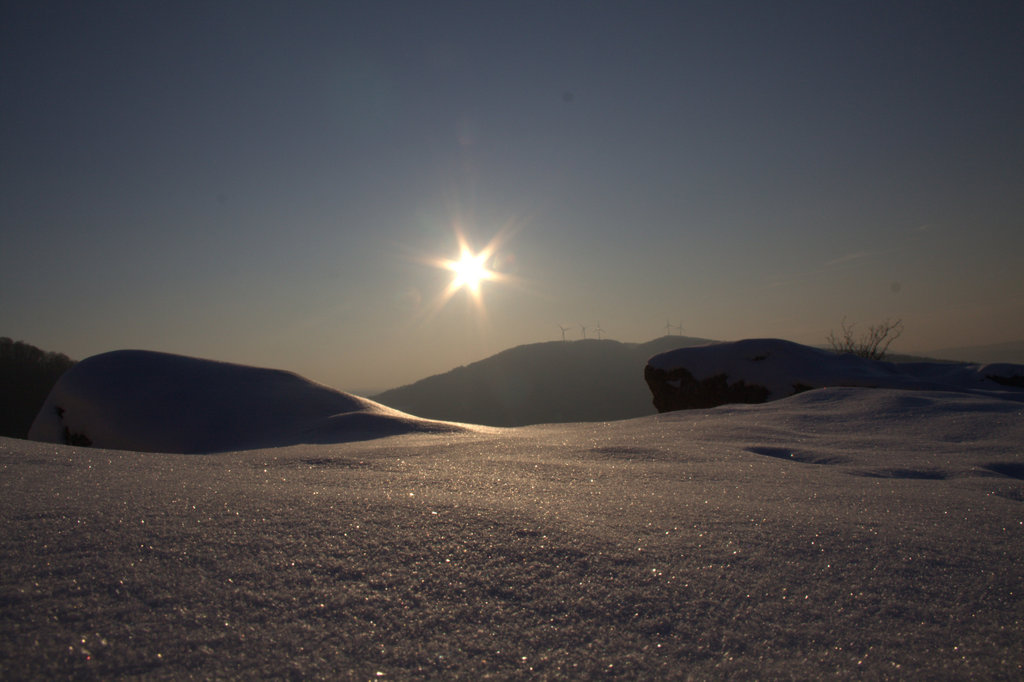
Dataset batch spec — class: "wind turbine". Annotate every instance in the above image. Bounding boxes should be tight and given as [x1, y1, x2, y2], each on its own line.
[558, 324, 571, 342]
[579, 324, 588, 340]
[664, 320, 674, 336]
[594, 322, 605, 340]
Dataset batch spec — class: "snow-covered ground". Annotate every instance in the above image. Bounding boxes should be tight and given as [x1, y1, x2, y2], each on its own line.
[3, 369, 1023, 677]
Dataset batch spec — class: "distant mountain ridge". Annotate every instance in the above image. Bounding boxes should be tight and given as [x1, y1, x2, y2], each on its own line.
[371, 336, 716, 426]
[926, 340, 1024, 365]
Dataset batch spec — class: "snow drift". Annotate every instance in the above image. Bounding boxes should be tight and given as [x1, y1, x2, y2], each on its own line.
[27, 350, 471, 453]
[645, 338, 1024, 412]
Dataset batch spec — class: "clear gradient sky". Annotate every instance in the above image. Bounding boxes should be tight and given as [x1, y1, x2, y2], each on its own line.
[3, 1, 1022, 392]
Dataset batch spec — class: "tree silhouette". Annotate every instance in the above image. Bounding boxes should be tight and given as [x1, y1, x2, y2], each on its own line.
[0, 337, 76, 438]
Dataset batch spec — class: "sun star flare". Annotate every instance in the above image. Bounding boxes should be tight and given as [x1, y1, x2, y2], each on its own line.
[431, 231, 510, 309]
[416, 224, 521, 323]
[444, 243, 497, 296]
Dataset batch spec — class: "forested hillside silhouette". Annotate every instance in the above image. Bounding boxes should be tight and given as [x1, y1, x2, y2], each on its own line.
[372, 336, 715, 426]
[0, 338, 76, 438]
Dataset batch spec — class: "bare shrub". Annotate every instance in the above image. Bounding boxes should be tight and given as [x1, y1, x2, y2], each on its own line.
[827, 317, 904, 360]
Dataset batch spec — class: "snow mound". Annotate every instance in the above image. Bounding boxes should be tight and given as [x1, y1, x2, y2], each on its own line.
[645, 338, 1024, 411]
[27, 350, 471, 453]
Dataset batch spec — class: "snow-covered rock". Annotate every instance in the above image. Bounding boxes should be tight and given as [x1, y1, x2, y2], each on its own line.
[645, 338, 1024, 412]
[27, 350, 470, 453]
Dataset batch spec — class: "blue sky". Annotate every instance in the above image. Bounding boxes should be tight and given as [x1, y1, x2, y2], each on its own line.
[2, 1, 1022, 391]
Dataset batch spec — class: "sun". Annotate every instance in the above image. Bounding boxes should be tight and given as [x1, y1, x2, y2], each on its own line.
[416, 223, 520, 321]
[444, 242, 496, 296]
[432, 231, 506, 306]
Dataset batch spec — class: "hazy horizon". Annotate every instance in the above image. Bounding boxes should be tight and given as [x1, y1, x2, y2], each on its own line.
[3, 2, 1022, 392]
[8, 331, 1024, 400]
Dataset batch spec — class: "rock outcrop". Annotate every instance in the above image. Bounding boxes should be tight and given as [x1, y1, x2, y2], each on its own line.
[645, 339, 1024, 413]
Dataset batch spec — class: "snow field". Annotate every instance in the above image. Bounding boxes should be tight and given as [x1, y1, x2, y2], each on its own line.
[3, 387, 1023, 678]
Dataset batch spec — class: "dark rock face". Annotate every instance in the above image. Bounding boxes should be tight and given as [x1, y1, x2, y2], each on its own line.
[986, 372, 1024, 388]
[644, 365, 771, 412]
